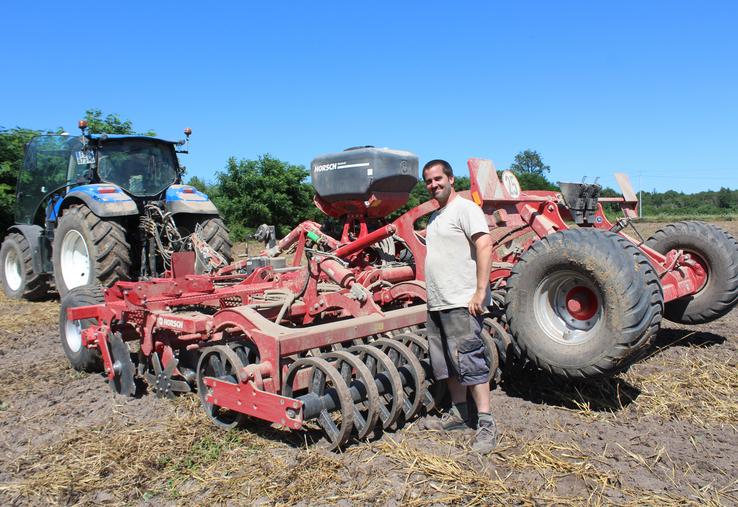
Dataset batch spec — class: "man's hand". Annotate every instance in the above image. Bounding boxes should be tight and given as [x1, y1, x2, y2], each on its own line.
[468, 289, 487, 316]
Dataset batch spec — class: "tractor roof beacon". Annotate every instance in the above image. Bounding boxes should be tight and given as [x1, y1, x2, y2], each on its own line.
[0, 121, 232, 300]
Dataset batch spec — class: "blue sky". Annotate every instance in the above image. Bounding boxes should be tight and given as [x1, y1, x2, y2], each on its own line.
[1, 1, 736, 193]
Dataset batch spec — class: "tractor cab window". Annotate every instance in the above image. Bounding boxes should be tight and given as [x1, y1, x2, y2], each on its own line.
[16, 135, 84, 225]
[98, 140, 177, 196]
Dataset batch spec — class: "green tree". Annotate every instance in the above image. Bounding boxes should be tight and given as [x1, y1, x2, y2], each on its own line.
[510, 149, 550, 175]
[0, 111, 156, 235]
[82, 109, 156, 136]
[515, 172, 558, 191]
[214, 155, 318, 239]
[186, 175, 215, 195]
[0, 128, 42, 232]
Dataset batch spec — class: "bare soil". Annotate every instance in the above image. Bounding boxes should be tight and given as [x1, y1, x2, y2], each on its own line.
[0, 221, 736, 506]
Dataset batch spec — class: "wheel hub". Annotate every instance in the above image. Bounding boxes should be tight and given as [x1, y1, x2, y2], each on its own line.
[4, 249, 22, 291]
[534, 270, 604, 345]
[565, 286, 598, 320]
[60, 230, 91, 290]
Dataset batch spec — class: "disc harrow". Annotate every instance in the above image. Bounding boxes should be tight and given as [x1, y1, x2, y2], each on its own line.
[59, 148, 738, 449]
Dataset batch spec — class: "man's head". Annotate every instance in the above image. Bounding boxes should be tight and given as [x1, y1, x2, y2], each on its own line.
[422, 159, 455, 206]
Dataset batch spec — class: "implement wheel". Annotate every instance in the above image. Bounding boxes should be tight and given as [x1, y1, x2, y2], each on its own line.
[505, 228, 663, 377]
[645, 221, 738, 324]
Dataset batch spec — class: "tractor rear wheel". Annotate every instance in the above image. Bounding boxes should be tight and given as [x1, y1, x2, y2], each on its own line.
[645, 221, 738, 324]
[176, 215, 233, 268]
[0, 232, 49, 300]
[59, 284, 105, 372]
[505, 228, 663, 378]
[52, 204, 131, 297]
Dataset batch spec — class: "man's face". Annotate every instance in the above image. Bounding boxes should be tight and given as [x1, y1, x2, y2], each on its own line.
[424, 164, 454, 205]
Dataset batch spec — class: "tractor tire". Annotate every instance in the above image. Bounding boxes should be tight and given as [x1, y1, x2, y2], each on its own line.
[59, 284, 105, 372]
[176, 215, 234, 266]
[505, 228, 663, 378]
[52, 204, 131, 298]
[0, 232, 49, 300]
[645, 221, 738, 324]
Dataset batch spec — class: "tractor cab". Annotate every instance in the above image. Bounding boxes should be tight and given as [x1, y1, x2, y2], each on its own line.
[2, 124, 231, 300]
[15, 133, 185, 226]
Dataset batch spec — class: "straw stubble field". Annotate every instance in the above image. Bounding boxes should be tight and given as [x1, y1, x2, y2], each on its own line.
[0, 221, 736, 506]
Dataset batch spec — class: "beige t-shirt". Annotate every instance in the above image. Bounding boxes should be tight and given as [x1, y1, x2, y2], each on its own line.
[424, 195, 491, 311]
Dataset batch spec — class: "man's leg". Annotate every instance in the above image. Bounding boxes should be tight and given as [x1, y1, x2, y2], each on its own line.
[468, 382, 490, 414]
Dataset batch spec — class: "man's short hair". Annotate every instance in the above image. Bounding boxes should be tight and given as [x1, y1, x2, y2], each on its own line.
[422, 159, 453, 179]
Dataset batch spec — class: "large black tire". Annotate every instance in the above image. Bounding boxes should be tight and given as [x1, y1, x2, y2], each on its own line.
[645, 221, 738, 324]
[176, 215, 234, 265]
[59, 284, 105, 372]
[505, 228, 663, 378]
[0, 232, 49, 300]
[52, 204, 131, 297]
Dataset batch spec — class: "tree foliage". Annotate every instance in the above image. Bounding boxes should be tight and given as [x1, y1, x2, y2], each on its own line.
[0, 128, 41, 231]
[0, 111, 157, 236]
[214, 155, 320, 240]
[82, 109, 156, 136]
[510, 149, 550, 175]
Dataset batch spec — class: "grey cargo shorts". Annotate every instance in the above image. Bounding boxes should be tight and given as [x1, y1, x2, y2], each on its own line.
[426, 307, 490, 386]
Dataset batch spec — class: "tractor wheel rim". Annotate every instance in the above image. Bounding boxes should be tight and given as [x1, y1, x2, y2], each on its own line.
[4, 249, 22, 291]
[61, 230, 91, 290]
[534, 270, 603, 345]
[65, 319, 83, 353]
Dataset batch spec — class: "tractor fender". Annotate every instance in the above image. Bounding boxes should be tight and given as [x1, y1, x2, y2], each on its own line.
[59, 185, 138, 218]
[6, 224, 47, 274]
[165, 185, 218, 215]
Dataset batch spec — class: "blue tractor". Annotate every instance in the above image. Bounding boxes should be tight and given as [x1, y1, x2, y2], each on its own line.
[0, 122, 232, 299]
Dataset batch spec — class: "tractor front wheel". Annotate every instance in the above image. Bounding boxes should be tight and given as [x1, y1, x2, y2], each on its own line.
[52, 204, 131, 297]
[505, 228, 663, 378]
[645, 221, 738, 324]
[0, 232, 49, 300]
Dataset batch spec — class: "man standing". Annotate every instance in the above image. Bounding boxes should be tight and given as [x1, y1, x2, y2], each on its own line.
[422, 159, 496, 453]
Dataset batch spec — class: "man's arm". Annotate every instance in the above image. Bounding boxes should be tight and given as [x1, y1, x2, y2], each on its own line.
[468, 231, 493, 316]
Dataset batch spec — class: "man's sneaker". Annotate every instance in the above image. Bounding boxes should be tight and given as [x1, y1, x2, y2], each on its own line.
[471, 418, 498, 454]
[422, 410, 469, 432]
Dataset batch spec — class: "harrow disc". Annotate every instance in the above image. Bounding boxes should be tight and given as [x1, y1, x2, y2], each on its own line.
[108, 333, 136, 397]
[144, 352, 191, 399]
[372, 338, 425, 421]
[394, 332, 445, 413]
[283, 357, 354, 450]
[196, 345, 247, 429]
[348, 344, 404, 429]
[323, 350, 381, 440]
